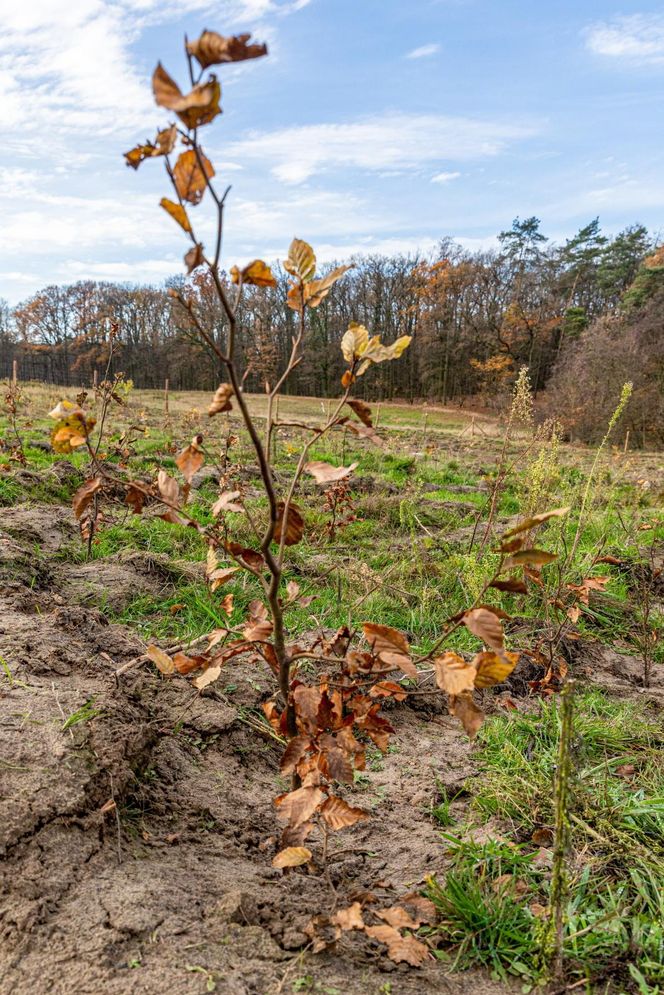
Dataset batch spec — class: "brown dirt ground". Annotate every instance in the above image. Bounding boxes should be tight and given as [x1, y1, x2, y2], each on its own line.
[0, 503, 658, 995]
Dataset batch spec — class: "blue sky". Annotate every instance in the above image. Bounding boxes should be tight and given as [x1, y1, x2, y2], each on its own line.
[1, 0, 664, 303]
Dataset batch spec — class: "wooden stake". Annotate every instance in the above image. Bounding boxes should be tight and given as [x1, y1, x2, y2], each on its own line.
[93, 369, 98, 388]
[11, 360, 17, 386]
[623, 429, 630, 453]
[375, 403, 381, 429]
[164, 378, 170, 416]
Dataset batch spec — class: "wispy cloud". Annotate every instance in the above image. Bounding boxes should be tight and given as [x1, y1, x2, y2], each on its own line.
[405, 43, 440, 59]
[227, 113, 535, 184]
[585, 13, 664, 65]
[431, 170, 461, 184]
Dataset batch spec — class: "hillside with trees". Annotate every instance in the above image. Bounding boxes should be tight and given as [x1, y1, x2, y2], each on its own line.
[2, 218, 661, 445]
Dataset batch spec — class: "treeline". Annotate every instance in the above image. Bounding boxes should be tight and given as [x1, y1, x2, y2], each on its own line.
[1, 217, 662, 444]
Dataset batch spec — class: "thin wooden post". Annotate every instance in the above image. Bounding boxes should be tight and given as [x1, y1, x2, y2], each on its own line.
[164, 378, 170, 416]
[93, 369, 98, 388]
[470, 414, 476, 438]
[375, 403, 381, 429]
[623, 430, 630, 453]
[11, 360, 17, 386]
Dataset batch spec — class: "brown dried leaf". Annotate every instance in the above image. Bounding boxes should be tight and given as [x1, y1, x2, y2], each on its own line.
[160, 197, 192, 234]
[226, 542, 264, 571]
[473, 650, 519, 689]
[284, 238, 316, 283]
[362, 622, 416, 677]
[376, 906, 421, 930]
[212, 490, 243, 515]
[230, 259, 276, 287]
[320, 795, 369, 831]
[72, 476, 102, 519]
[280, 736, 311, 776]
[433, 651, 476, 695]
[173, 149, 215, 205]
[303, 264, 352, 308]
[243, 619, 273, 642]
[364, 925, 431, 966]
[152, 63, 221, 129]
[449, 691, 484, 739]
[293, 685, 323, 735]
[157, 469, 180, 507]
[184, 242, 205, 273]
[346, 398, 373, 426]
[187, 30, 267, 68]
[175, 439, 204, 483]
[506, 549, 558, 567]
[275, 786, 325, 828]
[304, 460, 358, 484]
[208, 567, 240, 591]
[463, 607, 504, 650]
[124, 125, 178, 169]
[146, 644, 175, 675]
[274, 502, 304, 546]
[502, 507, 569, 538]
[332, 902, 364, 931]
[272, 846, 311, 868]
[208, 383, 234, 416]
[193, 663, 223, 689]
[125, 484, 146, 515]
[490, 577, 528, 594]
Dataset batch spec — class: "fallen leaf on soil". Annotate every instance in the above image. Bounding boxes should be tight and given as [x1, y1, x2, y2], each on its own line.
[146, 644, 175, 675]
[364, 924, 431, 966]
[332, 902, 365, 931]
[272, 846, 311, 868]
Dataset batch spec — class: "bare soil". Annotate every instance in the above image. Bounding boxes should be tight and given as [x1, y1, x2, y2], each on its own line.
[0, 503, 655, 995]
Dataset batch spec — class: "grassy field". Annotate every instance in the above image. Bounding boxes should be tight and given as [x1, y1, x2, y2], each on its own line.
[0, 380, 662, 993]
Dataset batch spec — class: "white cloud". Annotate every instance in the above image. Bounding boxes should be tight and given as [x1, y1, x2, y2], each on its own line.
[585, 14, 664, 65]
[406, 43, 440, 59]
[431, 170, 461, 184]
[227, 113, 535, 184]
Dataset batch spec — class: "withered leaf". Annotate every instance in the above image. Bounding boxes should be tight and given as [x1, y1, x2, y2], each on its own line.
[284, 238, 316, 283]
[146, 644, 175, 675]
[184, 242, 205, 274]
[332, 902, 364, 931]
[293, 685, 323, 735]
[230, 259, 277, 287]
[434, 651, 476, 695]
[449, 691, 484, 739]
[173, 149, 215, 205]
[274, 786, 326, 828]
[175, 438, 204, 483]
[152, 63, 221, 129]
[506, 549, 558, 568]
[272, 846, 311, 869]
[125, 484, 146, 515]
[305, 460, 358, 484]
[157, 469, 180, 507]
[280, 736, 311, 776]
[186, 30, 267, 69]
[212, 490, 243, 515]
[362, 622, 416, 678]
[208, 382, 234, 416]
[208, 567, 240, 592]
[364, 924, 431, 967]
[226, 542, 264, 571]
[376, 906, 421, 930]
[124, 125, 177, 169]
[243, 618, 273, 642]
[473, 650, 519, 689]
[347, 398, 373, 427]
[463, 607, 504, 650]
[274, 501, 304, 546]
[160, 197, 192, 234]
[193, 663, 223, 689]
[320, 795, 369, 831]
[490, 577, 528, 594]
[501, 507, 569, 538]
[303, 264, 352, 308]
[72, 476, 102, 520]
